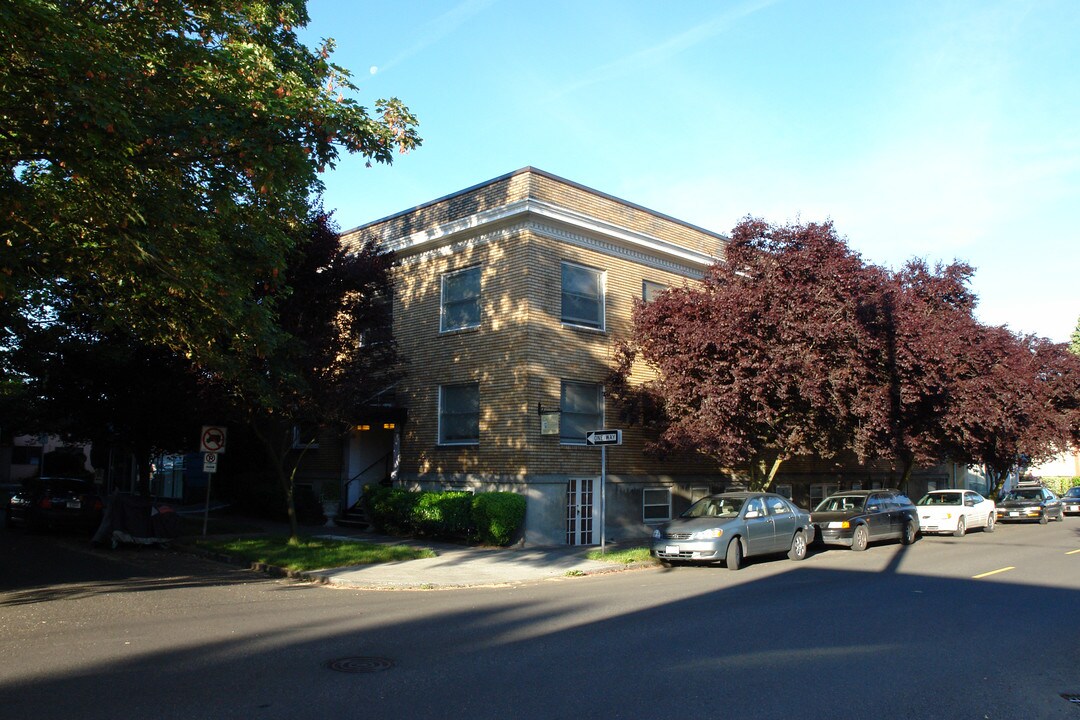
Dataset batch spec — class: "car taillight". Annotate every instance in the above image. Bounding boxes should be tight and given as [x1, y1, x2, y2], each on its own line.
[39, 498, 52, 509]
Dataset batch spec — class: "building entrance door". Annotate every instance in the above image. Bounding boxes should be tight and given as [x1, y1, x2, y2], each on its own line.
[566, 478, 596, 545]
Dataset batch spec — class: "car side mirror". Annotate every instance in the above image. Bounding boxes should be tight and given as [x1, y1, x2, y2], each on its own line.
[745, 510, 761, 519]
[866, 505, 879, 513]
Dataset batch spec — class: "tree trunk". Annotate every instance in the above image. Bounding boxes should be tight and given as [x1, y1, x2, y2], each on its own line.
[897, 457, 915, 494]
[251, 419, 299, 542]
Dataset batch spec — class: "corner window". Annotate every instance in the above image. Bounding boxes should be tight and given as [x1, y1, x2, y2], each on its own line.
[441, 266, 481, 332]
[438, 383, 480, 445]
[559, 381, 603, 444]
[642, 280, 667, 303]
[561, 262, 604, 329]
[643, 487, 672, 522]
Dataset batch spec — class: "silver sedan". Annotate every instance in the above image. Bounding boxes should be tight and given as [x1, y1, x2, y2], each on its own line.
[652, 491, 815, 570]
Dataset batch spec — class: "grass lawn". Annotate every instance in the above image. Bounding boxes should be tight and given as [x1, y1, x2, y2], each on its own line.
[195, 536, 437, 572]
[586, 546, 655, 564]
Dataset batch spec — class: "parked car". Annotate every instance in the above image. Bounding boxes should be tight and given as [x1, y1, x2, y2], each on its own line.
[651, 491, 815, 570]
[995, 484, 1063, 524]
[1060, 487, 1080, 516]
[6, 477, 105, 533]
[916, 489, 995, 536]
[812, 489, 919, 551]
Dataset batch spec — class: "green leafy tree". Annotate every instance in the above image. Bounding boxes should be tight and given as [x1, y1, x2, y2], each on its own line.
[1071, 315, 1080, 356]
[1, 0, 419, 369]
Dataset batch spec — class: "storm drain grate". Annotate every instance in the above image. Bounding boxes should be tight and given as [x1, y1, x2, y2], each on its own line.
[326, 657, 395, 674]
[1062, 694, 1080, 706]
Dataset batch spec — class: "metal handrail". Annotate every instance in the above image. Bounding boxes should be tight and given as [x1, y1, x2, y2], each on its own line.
[341, 451, 393, 511]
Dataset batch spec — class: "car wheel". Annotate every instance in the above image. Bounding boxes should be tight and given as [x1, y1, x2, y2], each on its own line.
[984, 512, 995, 533]
[788, 531, 807, 561]
[953, 517, 966, 538]
[725, 538, 743, 570]
[901, 520, 917, 545]
[1039, 511, 1048, 525]
[851, 525, 869, 552]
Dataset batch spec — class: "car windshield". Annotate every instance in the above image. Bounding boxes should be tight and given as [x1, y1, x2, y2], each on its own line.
[917, 492, 962, 506]
[682, 497, 744, 518]
[1064, 488, 1080, 498]
[814, 495, 865, 512]
[1005, 489, 1042, 500]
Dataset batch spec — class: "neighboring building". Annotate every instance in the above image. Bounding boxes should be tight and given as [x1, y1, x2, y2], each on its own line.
[1028, 449, 1080, 480]
[1, 434, 94, 484]
[339, 168, 728, 545]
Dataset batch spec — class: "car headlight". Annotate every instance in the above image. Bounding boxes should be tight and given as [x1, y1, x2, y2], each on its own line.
[827, 521, 851, 529]
[692, 528, 724, 540]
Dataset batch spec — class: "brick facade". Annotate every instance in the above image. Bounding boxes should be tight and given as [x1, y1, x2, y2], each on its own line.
[340, 168, 730, 544]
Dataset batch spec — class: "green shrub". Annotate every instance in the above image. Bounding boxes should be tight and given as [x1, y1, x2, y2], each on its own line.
[411, 491, 473, 538]
[363, 486, 417, 533]
[471, 492, 526, 546]
[363, 487, 527, 545]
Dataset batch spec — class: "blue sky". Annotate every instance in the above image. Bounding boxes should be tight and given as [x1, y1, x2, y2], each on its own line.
[300, 0, 1079, 343]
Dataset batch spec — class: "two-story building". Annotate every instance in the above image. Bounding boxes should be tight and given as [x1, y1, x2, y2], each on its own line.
[338, 167, 730, 545]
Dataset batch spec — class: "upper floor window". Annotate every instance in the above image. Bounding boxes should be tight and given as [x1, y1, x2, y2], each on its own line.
[439, 383, 480, 445]
[560, 380, 603, 445]
[642, 280, 667, 303]
[441, 266, 481, 332]
[561, 262, 604, 330]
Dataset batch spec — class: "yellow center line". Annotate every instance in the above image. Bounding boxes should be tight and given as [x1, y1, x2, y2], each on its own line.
[1066, 549, 1080, 555]
[973, 567, 1015, 579]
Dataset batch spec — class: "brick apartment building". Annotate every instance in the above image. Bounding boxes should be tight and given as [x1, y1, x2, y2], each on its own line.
[325, 167, 969, 545]
[336, 167, 732, 545]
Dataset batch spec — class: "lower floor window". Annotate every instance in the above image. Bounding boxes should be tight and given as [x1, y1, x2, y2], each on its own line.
[439, 383, 480, 445]
[810, 483, 839, 508]
[643, 487, 671, 522]
[560, 380, 603, 445]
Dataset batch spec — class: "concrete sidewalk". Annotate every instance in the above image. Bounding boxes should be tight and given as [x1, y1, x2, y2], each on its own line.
[304, 537, 648, 589]
[184, 515, 655, 590]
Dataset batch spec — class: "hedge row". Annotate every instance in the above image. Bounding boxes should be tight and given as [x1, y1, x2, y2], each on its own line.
[363, 487, 526, 546]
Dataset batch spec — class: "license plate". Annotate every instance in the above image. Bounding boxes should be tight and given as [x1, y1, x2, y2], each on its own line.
[1009, 511, 1019, 517]
[67, 500, 81, 509]
[665, 545, 680, 555]
[1067, 505, 1079, 512]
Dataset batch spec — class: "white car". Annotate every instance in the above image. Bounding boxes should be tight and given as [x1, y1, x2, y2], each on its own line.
[916, 489, 996, 536]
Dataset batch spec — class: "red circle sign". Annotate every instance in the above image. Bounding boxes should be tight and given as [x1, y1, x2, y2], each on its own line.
[201, 426, 226, 453]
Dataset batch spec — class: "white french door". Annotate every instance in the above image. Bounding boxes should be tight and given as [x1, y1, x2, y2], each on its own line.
[566, 478, 596, 546]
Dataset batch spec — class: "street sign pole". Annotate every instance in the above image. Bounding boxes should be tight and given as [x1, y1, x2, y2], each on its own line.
[586, 430, 621, 554]
[202, 472, 213, 537]
[600, 444, 607, 554]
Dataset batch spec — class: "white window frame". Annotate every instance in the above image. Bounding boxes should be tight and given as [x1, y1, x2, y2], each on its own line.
[440, 266, 481, 333]
[438, 383, 480, 446]
[559, 380, 603, 445]
[561, 261, 605, 330]
[643, 487, 672, 523]
[642, 279, 667, 303]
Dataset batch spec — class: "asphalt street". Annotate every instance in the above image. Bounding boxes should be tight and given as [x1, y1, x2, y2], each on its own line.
[1, 515, 1078, 720]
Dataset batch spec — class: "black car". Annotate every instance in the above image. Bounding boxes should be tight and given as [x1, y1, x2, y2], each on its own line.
[6, 477, 105, 533]
[812, 489, 919, 551]
[1060, 487, 1080, 516]
[995, 484, 1063, 524]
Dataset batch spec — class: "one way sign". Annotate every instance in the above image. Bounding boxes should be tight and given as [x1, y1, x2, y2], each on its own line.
[585, 429, 623, 446]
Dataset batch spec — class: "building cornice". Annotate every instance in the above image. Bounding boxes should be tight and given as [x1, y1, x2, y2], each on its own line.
[376, 198, 720, 277]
